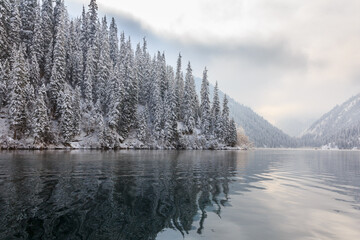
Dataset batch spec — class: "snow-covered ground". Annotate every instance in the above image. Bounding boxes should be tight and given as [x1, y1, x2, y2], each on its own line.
[0, 120, 241, 150]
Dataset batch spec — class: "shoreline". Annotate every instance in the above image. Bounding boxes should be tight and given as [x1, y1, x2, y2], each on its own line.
[0, 144, 244, 151]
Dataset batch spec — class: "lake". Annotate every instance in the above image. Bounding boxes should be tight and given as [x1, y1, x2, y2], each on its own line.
[0, 150, 359, 239]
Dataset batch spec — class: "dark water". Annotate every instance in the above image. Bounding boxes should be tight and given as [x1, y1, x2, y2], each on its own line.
[0, 150, 360, 240]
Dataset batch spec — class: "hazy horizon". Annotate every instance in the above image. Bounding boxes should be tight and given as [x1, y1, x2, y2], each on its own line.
[67, 0, 360, 137]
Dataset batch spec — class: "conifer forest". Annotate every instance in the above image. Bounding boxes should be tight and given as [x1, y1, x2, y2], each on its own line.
[0, 0, 238, 149]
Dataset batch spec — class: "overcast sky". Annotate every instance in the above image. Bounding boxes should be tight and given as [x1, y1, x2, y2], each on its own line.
[67, 0, 360, 136]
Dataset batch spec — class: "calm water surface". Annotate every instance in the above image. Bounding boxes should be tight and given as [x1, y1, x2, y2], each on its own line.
[0, 150, 359, 239]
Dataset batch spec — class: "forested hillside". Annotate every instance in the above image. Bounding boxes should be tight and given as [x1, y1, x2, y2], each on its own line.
[301, 94, 360, 149]
[0, 0, 238, 149]
[194, 78, 298, 148]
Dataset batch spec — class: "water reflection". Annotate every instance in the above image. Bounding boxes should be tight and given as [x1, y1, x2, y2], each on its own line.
[0, 150, 360, 240]
[0, 151, 239, 240]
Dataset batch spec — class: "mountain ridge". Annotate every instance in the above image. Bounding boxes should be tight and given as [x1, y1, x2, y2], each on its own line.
[301, 93, 360, 148]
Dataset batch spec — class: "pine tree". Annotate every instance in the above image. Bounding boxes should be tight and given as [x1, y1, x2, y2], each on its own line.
[68, 19, 83, 88]
[9, 45, 29, 139]
[24, 78, 36, 132]
[221, 94, 230, 142]
[183, 62, 198, 133]
[164, 86, 178, 146]
[137, 106, 150, 143]
[96, 17, 111, 107]
[0, 0, 11, 59]
[41, 0, 53, 77]
[91, 20, 101, 100]
[228, 118, 237, 147]
[0, 61, 10, 107]
[30, 4, 43, 65]
[153, 87, 164, 141]
[109, 17, 119, 65]
[135, 42, 144, 104]
[33, 84, 51, 144]
[83, 46, 94, 106]
[200, 67, 211, 135]
[80, 5, 88, 59]
[44, 37, 53, 81]
[107, 64, 123, 131]
[118, 37, 137, 138]
[211, 82, 221, 138]
[138, 38, 151, 105]
[28, 53, 40, 86]
[87, 0, 98, 48]
[72, 86, 81, 136]
[94, 99, 105, 137]
[19, 0, 38, 54]
[49, 0, 66, 116]
[175, 54, 184, 120]
[59, 85, 75, 142]
[158, 52, 168, 100]
[9, 1, 22, 47]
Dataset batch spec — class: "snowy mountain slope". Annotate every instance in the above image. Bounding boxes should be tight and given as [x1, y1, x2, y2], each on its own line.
[301, 94, 360, 148]
[195, 78, 297, 147]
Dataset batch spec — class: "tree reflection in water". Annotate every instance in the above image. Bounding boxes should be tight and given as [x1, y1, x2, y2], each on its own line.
[0, 151, 240, 240]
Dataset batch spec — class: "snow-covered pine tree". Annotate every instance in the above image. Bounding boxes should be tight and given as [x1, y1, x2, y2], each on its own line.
[44, 37, 53, 82]
[83, 46, 94, 107]
[59, 85, 75, 142]
[9, 1, 22, 48]
[152, 74, 164, 141]
[24, 78, 36, 132]
[158, 52, 168, 100]
[19, 0, 38, 55]
[137, 106, 150, 143]
[183, 62, 198, 133]
[72, 86, 81, 136]
[87, 0, 98, 48]
[91, 20, 101, 101]
[30, 4, 43, 66]
[109, 17, 119, 66]
[28, 53, 40, 86]
[33, 84, 51, 144]
[107, 64, 122, 131]
[221, 94, 230, 142]
[40, 0, 54, 78]
[9, 45, 29, 139]
[96, 17, 111, 108]
[135, 43, 144, 104]
[175, 54, 184, 121]
[68, 19, 83, 88]
[0, 0, 11, 59]
[200, 67, 211, 136]
[0, 61, 10, 107]
[49, 0, 66, 117]
[91, 99, 104, 137]
[211, 81, 222, 138]
[139, 38, 151, 105]
[80, 5, 88, 60]
[53, 0, 64, 38]
[163, 86, 178, 146]
[166, 65, 175, 88]
[118, 37, 137, 138]
[228, 118, 237, 147]
[148, 56, 158, 124]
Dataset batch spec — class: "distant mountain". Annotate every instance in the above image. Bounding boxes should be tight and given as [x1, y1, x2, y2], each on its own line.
[195, 78, 297, 148]
[301, 94, 360, 149]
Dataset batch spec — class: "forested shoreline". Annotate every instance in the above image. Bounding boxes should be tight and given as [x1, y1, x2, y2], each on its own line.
[0, 0, 238, 149]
